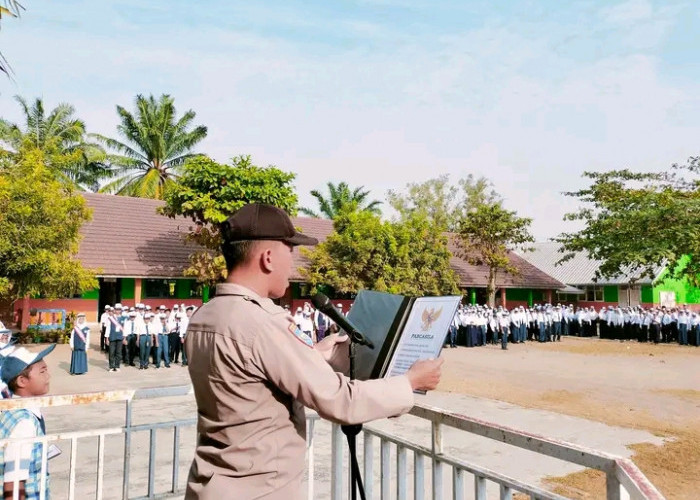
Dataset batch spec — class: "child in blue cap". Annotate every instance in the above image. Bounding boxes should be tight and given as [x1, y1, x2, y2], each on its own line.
[0, 344, 55, 499]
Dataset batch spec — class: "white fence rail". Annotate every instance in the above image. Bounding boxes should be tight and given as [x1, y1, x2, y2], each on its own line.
[0, 385, 664, 500]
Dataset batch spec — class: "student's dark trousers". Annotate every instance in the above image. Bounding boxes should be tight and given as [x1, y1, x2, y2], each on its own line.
[108, 339, 123, 369]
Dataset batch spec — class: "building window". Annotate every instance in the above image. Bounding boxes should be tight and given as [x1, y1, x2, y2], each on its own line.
[190, 283, 204, 298]
[556, 293, 579, 303]
[585, 286, 603, 302]
[143, 279, 177, 298]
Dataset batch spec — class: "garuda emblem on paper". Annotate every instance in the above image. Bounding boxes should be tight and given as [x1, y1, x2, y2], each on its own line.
[420, 307, 443, 331]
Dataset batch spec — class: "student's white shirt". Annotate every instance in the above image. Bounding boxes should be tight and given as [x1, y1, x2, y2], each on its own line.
[134, 314, 146, 333]
[123, 319, 137, 336]
[292, 313, 303, 328]
[299, 314, 314, 332]
[152, 320, 165, 334]
[99, 312, 110, 327]
[140, 321, 154, 336]
[179, 317, 190, 338]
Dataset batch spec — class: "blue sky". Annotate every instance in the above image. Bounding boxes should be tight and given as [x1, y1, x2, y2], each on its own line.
[2, 0, 699, 239]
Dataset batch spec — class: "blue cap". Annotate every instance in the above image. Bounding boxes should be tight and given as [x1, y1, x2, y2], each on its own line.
[1, 345, 55, 384]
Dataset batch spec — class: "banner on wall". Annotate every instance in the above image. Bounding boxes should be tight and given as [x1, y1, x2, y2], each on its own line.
[659, 291, 676, 308]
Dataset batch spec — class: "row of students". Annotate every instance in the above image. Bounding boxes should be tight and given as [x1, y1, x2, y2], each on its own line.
[451, 303, 700, 346]
[99, 303, 195, 372]
[598, 305, 700, 344]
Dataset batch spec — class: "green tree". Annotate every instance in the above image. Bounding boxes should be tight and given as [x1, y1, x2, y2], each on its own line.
[556, 161, 700, 285]
[457, 202, 534, 306]
[301, 208, 459, 296]
[300, 181, 382, 218]
[94, 94, 208, 199]
[0, 96, 108, 190]
[0, 146, 97, 299]
[0, 1, 25, 76]
[388, 174, 500, 231]
[161, 155, 298, 285]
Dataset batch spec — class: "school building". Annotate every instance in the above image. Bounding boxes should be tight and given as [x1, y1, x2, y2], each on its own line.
[9, 194, 564, 330]
[518, 242, 700, 309]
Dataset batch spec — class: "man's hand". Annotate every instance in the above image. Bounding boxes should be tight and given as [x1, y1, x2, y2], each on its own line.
[314, 333, 349, 363]
[406, 358, 444, 391]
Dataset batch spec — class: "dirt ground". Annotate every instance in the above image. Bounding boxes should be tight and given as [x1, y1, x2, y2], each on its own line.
[437, 337, 700, 499]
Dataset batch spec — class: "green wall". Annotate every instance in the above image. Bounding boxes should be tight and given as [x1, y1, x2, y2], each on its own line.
[175, 280, 191, 299]
[641, 285, 654, 304]
[81, 288, 99, 300]
[121, 278, 135, 299]
[648, 258, 700, 305]
[603, 286, 618, 303]
[653, 276, 700, 305]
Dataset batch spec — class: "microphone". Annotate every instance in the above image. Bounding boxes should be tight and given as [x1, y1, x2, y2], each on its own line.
[312, 293, 374, 349]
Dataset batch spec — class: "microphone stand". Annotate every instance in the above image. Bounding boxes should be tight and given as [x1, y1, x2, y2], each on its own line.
[342, 335, 367, 500]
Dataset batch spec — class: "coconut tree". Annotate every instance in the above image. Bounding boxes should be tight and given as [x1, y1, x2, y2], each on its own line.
[94, 94, 208, 199]
[300, 181, 382, 218]
[0, 96, 108, 190]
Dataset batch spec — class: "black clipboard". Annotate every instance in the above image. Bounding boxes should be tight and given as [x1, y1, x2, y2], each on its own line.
[346, 290, 461, 381]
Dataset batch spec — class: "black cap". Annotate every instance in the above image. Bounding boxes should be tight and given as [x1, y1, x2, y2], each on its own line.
[222, 204, 318, 246]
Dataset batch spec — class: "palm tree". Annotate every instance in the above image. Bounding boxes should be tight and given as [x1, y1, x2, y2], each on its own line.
[0, 96, 108, 190]
[300, 181, 382, 218]
[94, 94, 208, 199]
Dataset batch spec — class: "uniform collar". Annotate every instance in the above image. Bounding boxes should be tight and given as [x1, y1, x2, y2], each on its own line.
[215, 283, 264, 299]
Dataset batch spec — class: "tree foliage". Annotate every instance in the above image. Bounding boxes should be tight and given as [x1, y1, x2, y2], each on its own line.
[300, 181, 382, 218]
[94, 94, 208, 199]
[0, 146, 97, 299]
[388, 174, 500, 230]
[556, 160, 700, 285]
[161, 155, 298, 285]
[0, 96, 108, 190]
[301, 208, 459, 296]
[457, 202, 534, 306]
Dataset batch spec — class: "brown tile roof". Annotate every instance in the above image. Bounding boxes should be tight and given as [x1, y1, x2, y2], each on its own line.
[446, 236, 563, 289]
[77, 194, 562, 289]
[79, 193, 197, 277]
[290, 217, 334, 281]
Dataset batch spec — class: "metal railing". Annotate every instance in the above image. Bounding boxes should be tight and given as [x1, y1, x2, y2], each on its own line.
[0, 385, 196, 500]
[0, 385, 664, 500]
[342, 405, 665, 500]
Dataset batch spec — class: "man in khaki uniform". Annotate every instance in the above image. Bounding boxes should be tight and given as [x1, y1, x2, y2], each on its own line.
[184, 203, 443, 500]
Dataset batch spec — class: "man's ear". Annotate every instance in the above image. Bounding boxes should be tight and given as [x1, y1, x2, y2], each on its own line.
[260, 246, 275, 273]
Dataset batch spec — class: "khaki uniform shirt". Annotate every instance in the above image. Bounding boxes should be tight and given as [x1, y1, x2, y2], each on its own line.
[184, 283, 415, 500]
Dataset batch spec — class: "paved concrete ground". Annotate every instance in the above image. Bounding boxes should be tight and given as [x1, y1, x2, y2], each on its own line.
[15, 332, 672, 499]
